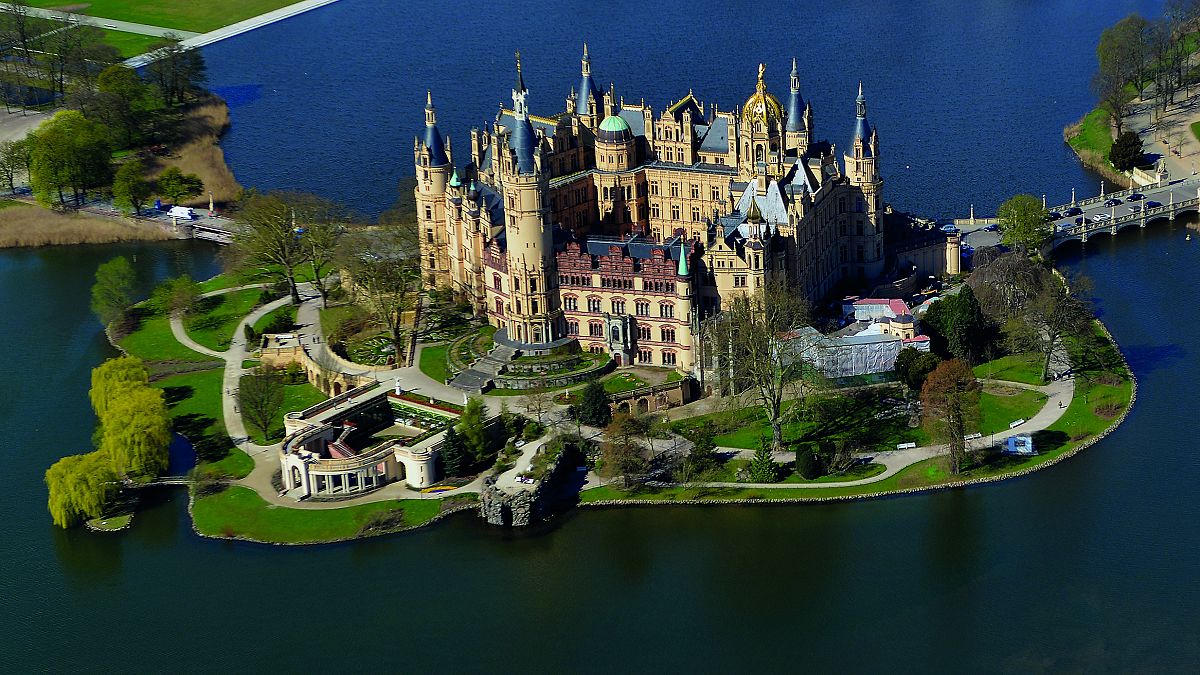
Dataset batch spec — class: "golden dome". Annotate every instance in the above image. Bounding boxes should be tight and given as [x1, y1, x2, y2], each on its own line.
[742, 63, 784, 129]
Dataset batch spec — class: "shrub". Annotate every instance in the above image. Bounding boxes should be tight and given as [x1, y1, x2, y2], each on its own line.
[1109, 130, 1144, 171]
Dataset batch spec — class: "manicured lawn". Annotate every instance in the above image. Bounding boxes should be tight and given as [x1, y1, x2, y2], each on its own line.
[120, 306, 212, 362]
[781, 462, 887, 484]
[1192, 121, 1200, 143]
[974, 353, 1045, 385]
[252, 303, 296, 335]
[27, 0, 300, 33]
[603, 371, 648, 393]
[665, 370, 683, 383]
[419, 344, 450, 383]
[100, 29, 162, 57]
[184, 288, 263, 352]
[152, 368, 253, 479]
[244, 382, 327, 444]
[672, 388, 928, 450]
[191, 486, 467, 543]
[978, 388, 1047, 436]
[319, 303, 367, 337]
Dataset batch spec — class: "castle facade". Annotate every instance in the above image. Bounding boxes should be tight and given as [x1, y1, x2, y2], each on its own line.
[415, 48, 956, 374]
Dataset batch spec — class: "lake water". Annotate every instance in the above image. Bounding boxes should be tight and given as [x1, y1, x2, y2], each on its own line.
[4, 0, 1199, 671]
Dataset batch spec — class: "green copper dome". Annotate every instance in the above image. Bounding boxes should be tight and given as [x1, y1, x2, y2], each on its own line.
[599, 115, 630, 132]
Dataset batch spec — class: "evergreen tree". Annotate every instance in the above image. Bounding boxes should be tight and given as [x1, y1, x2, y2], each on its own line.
[457, 397, 489, 463]
[1109, 130, 1144, 171]
[440, 425, 467, 477]
[90, 256, 136, 326]
[687, 421, 717, 472]
[749, 438, 780, 483]
[575, 379, 612, 427]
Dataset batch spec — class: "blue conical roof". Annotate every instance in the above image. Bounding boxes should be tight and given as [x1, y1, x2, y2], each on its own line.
[424, 123, 448, 166]
[786, 58, 805, 132]
[850, 82, 873, 157]
[510, 118, 537, 174]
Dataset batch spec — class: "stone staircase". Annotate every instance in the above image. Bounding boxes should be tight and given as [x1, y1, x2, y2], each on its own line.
[449, 344, 518, 393]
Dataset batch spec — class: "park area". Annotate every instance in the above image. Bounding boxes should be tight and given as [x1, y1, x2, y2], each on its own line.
[25, 0, 301, 33]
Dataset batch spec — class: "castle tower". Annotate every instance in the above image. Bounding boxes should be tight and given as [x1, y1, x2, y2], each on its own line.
[575, 43, 601, 128]
[595, 114, 639, 235]
[784, 57, 809, 155]
[501, 53, 561, 346]
[739, 63, 785, 182]
[415, 90, 452, 288]
[843, 82, 885, 281]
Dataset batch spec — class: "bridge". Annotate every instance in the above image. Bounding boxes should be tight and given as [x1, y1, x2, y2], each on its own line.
[960, 175, 1200, 250]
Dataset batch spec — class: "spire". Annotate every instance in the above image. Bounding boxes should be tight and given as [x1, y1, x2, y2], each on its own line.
[677, 241, 689, 276]
[515, 50, 526, 93]
[786, 57, 805, 132]
[746, 197, 763, 224]
[576, 43, 600, 116]
[850, 81, 873, 158]
[581, 42, 590, 76]
[422, 90, 448, 166]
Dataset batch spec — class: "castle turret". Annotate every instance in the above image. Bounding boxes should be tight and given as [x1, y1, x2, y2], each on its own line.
[415, 90, 452, 287]
[785, 57, 809, 155]
[575, 43, 601, 127]
[843, 83, 885, 282]
[739, 63, 785, 181]
[501, 53, 560, 346]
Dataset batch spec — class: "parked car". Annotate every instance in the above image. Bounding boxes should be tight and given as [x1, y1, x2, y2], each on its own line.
[1103, 198, 1122, 207]
[940, 224, 958, 234]
[1047, 210, 1061, 220]
[1073, 216, 1084, 225]
[984, 223, 999, 231]
[1128, 192, 1145, 201]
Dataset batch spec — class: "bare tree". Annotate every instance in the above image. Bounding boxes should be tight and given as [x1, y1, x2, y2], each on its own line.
[920, 359, 981, 475]
[1091, 70, 1129, 135]
[1005, 276, 1094, 383]
[338, 221, 423, 364]
[704, 279, 815, 453]
[239, 368, 285, 441]
[520, 389, 554, 425]
[233, 191, 314, 303]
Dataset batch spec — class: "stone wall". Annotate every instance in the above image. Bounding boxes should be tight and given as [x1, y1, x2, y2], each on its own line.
[611, 378, 694, 415]
[479, 439, 582, 527]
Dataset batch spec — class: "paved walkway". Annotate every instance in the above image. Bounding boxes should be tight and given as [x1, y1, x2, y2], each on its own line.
[0, 4, 200, 38]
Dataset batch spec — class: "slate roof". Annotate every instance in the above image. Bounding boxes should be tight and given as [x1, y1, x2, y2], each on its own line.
[697, 116, 729, 153]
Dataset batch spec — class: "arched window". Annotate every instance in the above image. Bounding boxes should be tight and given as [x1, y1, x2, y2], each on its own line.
[755, 145, 764, 163]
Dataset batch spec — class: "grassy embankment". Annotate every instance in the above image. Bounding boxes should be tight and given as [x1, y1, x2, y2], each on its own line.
[191, 487, 478, 544]
[26, 0, 299, 33]
[974, 352, 1045, 385]
[583, 323, 1132, 503]
[152, 368, 253, 479]
[100, 30, 163, 58]
[183, 287, 263, 351]
[145, 95, 242, 208]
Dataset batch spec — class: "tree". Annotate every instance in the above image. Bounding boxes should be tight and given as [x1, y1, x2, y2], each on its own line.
[996, 194, 1051, 252]
[112, 159, 152, 215]
[100, 386, 171, 478]
[920, 359, 982, 474]
[600, 414, 646, 487]
[337, 220, 422, 360]
[90, 256, 136, 326]
[1091, 70, 1129, 136]
[575, 379, 612, 427]
[520, 389, 554, 425]
[967, 253, 1049, 321]
[27, 109, 112, 206]
[155, 166, 203, 206]
[145, 33, 207, 106]
[0, 139, 25, 191]
[1098, 13, 1152, 94]
[706, 279, 814, 452]
[457, 397, 488, 463]
[289, 193, 345, 308]
[748, 438, 780, 483]
[439, 425, 467, 477]
[89, 355, 149, 421]
[239, 368, 285, 441]
[686, 421, 718, 475]
[922, 285, 991, 364]
[45, 451, 117, 528]
[895, 347, 942, 391]
[1006, 276, 1094, 383]
[152, 274, 201, 314]
[1109, 130, 1144, 171]
[95, 64, 153, 147]
[233, 191, 309, 304]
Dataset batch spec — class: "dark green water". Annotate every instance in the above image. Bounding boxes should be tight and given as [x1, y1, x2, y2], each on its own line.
[5, 0, 1200, 670]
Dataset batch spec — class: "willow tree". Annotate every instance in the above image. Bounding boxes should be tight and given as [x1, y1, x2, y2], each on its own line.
[705, 279, 814, 453]
[45, 451, 117, 528]
[100, 386, 171, 478]
[89, 355, 149, 420]
[90, 256, 136, 327]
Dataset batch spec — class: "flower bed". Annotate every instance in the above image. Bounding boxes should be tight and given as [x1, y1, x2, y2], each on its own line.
[388, 391, 464, 414]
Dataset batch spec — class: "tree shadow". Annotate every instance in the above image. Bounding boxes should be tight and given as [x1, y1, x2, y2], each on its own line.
[160, 385, 194, 407]
[171, 413, 231, 461]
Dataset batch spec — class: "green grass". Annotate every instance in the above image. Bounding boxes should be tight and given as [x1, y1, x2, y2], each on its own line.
[184, 288, 263, 352]
[253, 304, 296, 335]
[1191, 120, 1200, 143]
[418, 344, 450, 383]
[241, 360, 260, 369]
[974, 353, 1045, 385]
[665, 370, 684, 383]
[780, 462, 888, 484]
[319, 303, 367, 337]
[99, 29, 162, 58]
[979, 388, 1047, 436]
[0, 200, 16, 209]
[1067, 108, 1115, 158]
[673, 388, 928, 450]
[119, 306, 213, 362]
[191, 486, 458, 543]
[87, 513, 133, 531]
[244, 382, 328, 445]
[603, 372, 648, 394]
[151, 368, 253, 479]
[26, 0, 300, 33]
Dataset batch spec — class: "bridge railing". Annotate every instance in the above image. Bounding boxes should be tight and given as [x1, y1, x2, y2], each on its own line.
[1051, 176, 1200, 213]
[1057, 197, 1199, 237]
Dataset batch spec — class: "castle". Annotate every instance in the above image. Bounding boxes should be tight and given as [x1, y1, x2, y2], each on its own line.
[415, 48, 959, 377]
